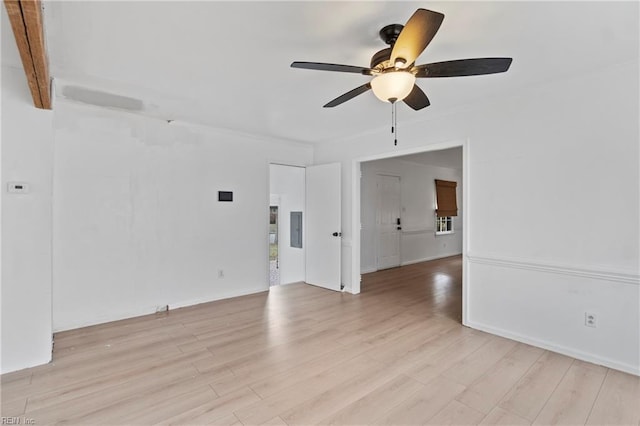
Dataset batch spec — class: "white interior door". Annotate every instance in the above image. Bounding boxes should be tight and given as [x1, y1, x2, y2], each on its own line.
[305, 163, 341, 291]
[376, 175, 401, 270]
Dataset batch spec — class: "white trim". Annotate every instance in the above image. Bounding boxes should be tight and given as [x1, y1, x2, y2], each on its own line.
[361, 266, 377, 274]
[467, 320, 640, 376]
[462, 138, 470, 326]
[351, 160, 362, 294]
[355, 139, 466, 164]
[467, 254, 639, 285]
[401, 253, 463, 267]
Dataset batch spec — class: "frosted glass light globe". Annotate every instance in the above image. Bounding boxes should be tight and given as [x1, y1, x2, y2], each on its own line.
[370, 71, 416, 103]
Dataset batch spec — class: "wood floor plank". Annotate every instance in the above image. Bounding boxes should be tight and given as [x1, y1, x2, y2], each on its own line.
[24, 364, 202, 423]
[374, 376, 466, 425]
[317, 374, 425, 425]
[234, 355, 382, 425]
[586, 368, 640, 425]
[498, 350, 574, 421]
[533, 360, 607, 425]
[279, 358, 408, 425]
[25, 348, 221, 412]
[0, 370, 32, 387]
[261, 416, 288, 426]
[248, 341, 373, 399]
[404, 333, 489, 384]
[456, 343, 544, 413]
[380, 324, 474, 370]
[155, 387, 260, 426]
[441, 335, 519, 386]
[425, 400, 486, 425]
[363, 316, 455, 365]
[208, 330, 349, 396]
[0, 397, 27, 417]
[107, 386, 218, 425]
[480, 407, 531, 425]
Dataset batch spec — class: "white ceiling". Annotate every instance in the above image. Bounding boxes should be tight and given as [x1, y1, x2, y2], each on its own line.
[4, 2, 639, 144]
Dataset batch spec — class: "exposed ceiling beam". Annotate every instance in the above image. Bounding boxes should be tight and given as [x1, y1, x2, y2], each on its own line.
[3, 0, 51, 109]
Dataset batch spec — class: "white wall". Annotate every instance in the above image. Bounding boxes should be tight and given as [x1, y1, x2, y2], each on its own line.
[315, 61, 640, 375]
[1, 66, 54, 373]
[52, 101, 313, 331]
[270, 164, 305, 284]
[360, 158, 462, 273]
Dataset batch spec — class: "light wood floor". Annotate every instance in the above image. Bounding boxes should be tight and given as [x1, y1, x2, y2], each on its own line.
[2, 256, 639, 425]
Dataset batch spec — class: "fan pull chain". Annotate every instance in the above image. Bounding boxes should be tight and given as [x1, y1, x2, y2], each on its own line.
[391, 101, 398, 146]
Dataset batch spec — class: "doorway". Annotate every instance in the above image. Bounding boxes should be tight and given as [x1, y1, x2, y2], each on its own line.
[268, 162, 343, 291]
[355, 142, 466, 320]
[269, 164, 306, 287]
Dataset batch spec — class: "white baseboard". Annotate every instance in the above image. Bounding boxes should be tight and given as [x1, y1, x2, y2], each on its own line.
[54, 285, 268, 332]
[465, 319, 640, 376]
[401, 252, 462, 267]
[361, 253, 462, 273]
[169, 286, 269, 311]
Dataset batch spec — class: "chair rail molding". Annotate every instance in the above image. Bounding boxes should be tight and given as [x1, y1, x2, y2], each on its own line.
[467, 253, 639, 285]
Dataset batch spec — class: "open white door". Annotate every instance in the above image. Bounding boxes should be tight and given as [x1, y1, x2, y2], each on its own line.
[305, 163, 341, 291]
[376, 174, 401, 270]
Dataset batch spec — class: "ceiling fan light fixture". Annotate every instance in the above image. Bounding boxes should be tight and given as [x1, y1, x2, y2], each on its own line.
[370, 71, 415, 103]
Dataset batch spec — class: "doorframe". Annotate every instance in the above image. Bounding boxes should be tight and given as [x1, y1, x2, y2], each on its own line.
[374, 173, 402, 271]
[351, 138, 470, 325]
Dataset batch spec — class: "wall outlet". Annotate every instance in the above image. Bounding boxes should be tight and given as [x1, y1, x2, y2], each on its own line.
[218, 269, 224, 279]
[585, 312, 597, 328]
[156, 305, 169, 313]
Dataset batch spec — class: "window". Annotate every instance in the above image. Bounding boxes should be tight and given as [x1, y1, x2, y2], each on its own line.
[434, 180, 458, 217]
[434, 179, 457, 235]
[436, 216, 454, 235]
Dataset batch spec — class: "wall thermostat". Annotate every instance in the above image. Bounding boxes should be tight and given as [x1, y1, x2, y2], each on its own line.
[7, 182, 29, 194]
[218, 191, 233, 202]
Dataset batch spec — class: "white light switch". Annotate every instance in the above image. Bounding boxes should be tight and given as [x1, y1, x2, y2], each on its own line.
[7, 182, 29, 194]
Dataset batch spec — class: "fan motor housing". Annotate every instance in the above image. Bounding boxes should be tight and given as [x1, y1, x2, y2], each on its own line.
[371, 24, 404, 69]
[370, 48, 392, 69]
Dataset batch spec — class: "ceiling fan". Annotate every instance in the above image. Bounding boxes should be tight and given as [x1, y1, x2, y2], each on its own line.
[291, 8, 512, 110]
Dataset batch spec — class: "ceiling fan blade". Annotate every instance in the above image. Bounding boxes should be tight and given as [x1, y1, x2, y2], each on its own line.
[403, 85, 430, 110]
[323, 83, 372, 108]
[291, 62, 372, 75]
[415, 58, 513, 78]
[391, 9, 444, 68]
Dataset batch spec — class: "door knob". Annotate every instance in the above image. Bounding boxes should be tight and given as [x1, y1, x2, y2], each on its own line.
[332, 232, 342, 237]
